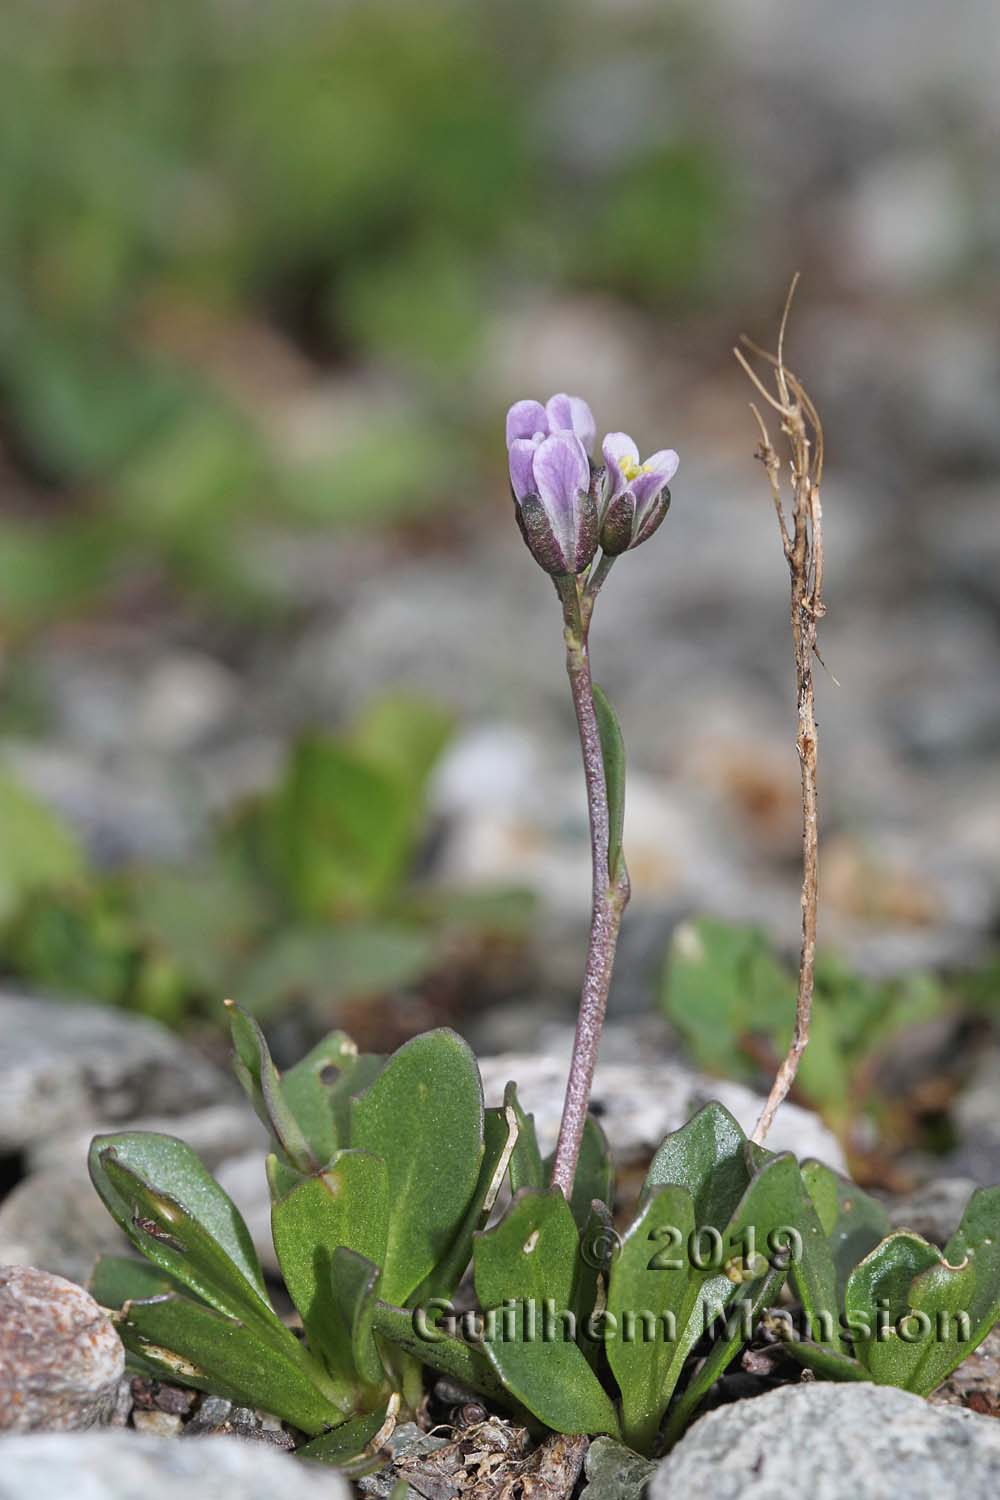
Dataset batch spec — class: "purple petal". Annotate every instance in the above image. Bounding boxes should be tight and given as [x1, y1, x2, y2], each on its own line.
[644, 448, 679, 481]
[506, 400, 548, 449]
[532, 432, 589, 558]
[509, 437, 541, 501]
[632, 449, 679, 516]
[601, 431, 639, 502]
[545, 393, 596, 454]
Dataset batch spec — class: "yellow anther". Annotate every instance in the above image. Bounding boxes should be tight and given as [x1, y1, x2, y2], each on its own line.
[619, 457, 651, 483]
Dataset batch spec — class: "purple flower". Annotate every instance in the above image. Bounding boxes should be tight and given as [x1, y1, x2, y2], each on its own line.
[506, 393, 597, 455]
[598, 432, 679, 555]
[506, 394, 599, 575]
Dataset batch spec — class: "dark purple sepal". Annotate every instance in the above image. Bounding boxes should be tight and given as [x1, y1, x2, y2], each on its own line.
[599, 490, 636, 556]
[631, 486, 671, 549]
[588, 461, 607, 510]
[514, 493, 571, 576]
[573, 488, 600, 573]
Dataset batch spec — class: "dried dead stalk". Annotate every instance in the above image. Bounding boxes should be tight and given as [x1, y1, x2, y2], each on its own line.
[734, 276, 827, 1145]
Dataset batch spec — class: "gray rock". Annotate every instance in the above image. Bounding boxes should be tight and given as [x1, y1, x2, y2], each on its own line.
[0, 1169, 128, 1288]
[652, 1380, 1000, 1499]
[1, 1106, 265, 1287]
[1, 742, 198, 867]
[948, 1048, 1000, 1186]
[0, 1266, 124, 1432]
[131, 1410, 183, 1438]
[582, 1436, 656, 1500]
[889, 1177, 980, 1246]
[29, 1103, 265, 1178]
[478, 1023, 847, 1174]
[0, 1430, 350, 1499]
[134, 654, 239, 753]
[0, 992, 228, 1154]
[214, 1152, 276, 1272]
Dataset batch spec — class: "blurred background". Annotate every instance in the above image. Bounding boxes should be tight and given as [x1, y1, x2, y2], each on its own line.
[1, 0, 998, 1182]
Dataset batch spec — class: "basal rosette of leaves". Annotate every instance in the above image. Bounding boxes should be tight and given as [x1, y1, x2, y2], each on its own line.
[88, 1008, 1000, 1467]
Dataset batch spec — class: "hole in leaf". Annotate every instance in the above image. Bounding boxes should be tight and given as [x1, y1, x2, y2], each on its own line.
[319, 1064, 341, 1085]
[0, 1150, 27, 1196]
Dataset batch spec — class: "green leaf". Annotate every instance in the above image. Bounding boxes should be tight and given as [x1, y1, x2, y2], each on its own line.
[415, 1103, 519, 1303]
[592, 684, 626, 883]
[351, 695, 453, 805]
[801, 1159, 891, 1302]
[280, 1030, 366, 1165]
[643, 1102, 750, 1231]
[330, 1248, 387, 1389]
[0, 771, 84, 923]
[606, 1185, 695, 1452]
[271, 1150, 389, 1384]
[297, 1406, 391, 1466]
[473, 1189, 621, 1437]
[662, 1261, 787, 1447]
[352, 1029, 484, 1306]
[88, 1131, 273, 1324]
[575, 1199, 615, 1368]
[258, 736, 416, 918]
[894, 1186, 1000, 1395]
[780, 1339, 868, 1382]
[845, 1231, 943, 1381]
[660, 921, 795, 1081]
[653, 1150, 812, 1446]
[227, 1002, 316, 1172]
[114, 1291, 342, 1433]
[505, 1082, 544, 1193]
[89, 1254, 188, 1309]
[545, 1114, 614, 1233]
[369, 1298, 513, 1409]
[889, 1255, 978, 1394]
[580, 1436, 656, 1500]
[943, 1187, 1000, 1337]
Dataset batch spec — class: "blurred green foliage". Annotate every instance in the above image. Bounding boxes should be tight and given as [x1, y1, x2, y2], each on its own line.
[0, 771, 85, 923]
[0, 0, 729, 631]
[661, 919, 955, 1148]
[1, 696, 532, 1028]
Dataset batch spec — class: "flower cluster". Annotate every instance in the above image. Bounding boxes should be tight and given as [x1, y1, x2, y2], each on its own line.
[506, 393, 678, 576]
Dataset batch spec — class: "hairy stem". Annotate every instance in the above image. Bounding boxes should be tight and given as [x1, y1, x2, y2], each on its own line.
[550, 576, 630, 1197]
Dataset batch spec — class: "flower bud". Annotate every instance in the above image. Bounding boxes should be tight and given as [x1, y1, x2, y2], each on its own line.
[599, 432, 678, 553]
[506, 396, 600, 575]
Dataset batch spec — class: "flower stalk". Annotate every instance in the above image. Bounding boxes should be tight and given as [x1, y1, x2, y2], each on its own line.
[505, 391, 676, 1198]
[549, 572, 630, 1198]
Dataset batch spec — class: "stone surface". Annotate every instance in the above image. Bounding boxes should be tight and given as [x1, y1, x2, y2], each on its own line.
[0, 1170, 129, 1289]
[0, 1266, 124, 1432]
[29, 1102, 263, 1178]
[131, 1409, 183, 1438]
[948, 1048, 1000, 1186]
[930, 1325, 1000, 1418]
[0, 1430, 350, 1499]
[478, 1022, 847, 1173]
[652, 1380, 1000, 1499]
[214, 1152, 277, 1272]
[888, 1176, 980, 1246]
[0, 992, 229, 1154]
[1, 1105, 264, 1287]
